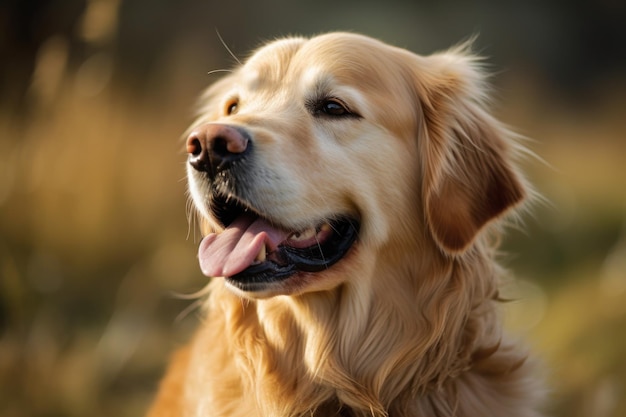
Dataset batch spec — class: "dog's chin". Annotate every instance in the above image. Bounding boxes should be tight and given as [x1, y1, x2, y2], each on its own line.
[198, 192, 360, 299]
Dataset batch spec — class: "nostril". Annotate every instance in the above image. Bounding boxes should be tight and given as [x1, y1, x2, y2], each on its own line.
[186, 124, 250, 175]
[187, 137, 202, 156]
[211, 137, 229, 158]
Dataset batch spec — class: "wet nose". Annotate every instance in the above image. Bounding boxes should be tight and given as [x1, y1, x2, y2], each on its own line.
[186, 124, 250, 176]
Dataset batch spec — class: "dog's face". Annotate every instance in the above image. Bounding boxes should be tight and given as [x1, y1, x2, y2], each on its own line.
[186, 33, 524, 299]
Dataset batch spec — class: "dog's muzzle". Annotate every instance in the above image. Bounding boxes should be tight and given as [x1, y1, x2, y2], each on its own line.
[186, 123, 359, 294]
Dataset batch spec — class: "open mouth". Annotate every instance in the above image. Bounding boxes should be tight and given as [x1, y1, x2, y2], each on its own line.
[198, 192, 360, 293]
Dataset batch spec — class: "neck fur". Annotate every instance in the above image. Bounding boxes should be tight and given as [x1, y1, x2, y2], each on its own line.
[203, 240, 526, 417]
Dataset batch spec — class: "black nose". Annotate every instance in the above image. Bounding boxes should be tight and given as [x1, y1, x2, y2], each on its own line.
[186, 124, 250, 176]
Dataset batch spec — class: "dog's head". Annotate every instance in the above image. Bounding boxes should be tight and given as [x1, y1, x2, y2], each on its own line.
[186, 33, 525, 298]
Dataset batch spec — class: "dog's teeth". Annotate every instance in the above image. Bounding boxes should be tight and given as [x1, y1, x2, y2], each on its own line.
[291, 227, 316, 241]
[255, 244, 266, 262]
[319, 223, 331, 233]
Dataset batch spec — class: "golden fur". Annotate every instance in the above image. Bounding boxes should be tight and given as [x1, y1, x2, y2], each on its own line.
[147, 33, 544, 417]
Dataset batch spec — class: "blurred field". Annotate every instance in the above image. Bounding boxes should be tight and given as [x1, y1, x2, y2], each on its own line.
[1, 1, 625, 416]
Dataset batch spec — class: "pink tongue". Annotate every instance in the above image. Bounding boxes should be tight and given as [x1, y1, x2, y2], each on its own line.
[198, 215, 289, 278]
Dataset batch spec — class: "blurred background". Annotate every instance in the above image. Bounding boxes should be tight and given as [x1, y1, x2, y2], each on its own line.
[1, 0, 625, 416]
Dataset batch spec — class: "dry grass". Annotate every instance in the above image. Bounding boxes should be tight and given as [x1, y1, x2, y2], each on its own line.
[0, 75, 203, 417]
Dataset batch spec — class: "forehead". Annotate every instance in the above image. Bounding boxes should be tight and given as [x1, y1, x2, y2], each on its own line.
[242, 34, 405, 94]
[242, 37, 305, 88]
[236, 34, 419, 135]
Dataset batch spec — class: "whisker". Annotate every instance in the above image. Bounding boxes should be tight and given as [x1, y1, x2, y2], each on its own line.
[216, 29, 241, 65]
[174, 298, 205, 324]
[314, 235, 327, 268]
[170, 284, 213, 300]
[186, 198, 195, 241]
[328, 221, 340, 234]
[348, 221, 359, 237]
[207, 68, 233, 76]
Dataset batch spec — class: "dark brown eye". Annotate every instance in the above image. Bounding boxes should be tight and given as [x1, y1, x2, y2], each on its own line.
[321, 99, 348, 116]
[226, 100, 238, 115]
[307, 96, 360, 119]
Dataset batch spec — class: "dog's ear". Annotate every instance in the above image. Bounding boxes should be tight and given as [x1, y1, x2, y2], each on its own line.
[411, 49, 525, 254]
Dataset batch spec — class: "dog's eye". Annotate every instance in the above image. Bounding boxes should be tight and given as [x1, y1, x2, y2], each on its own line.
[321, 99, 348, 116]
[226, 100, 238, 115]
[310, 97, 359, 118]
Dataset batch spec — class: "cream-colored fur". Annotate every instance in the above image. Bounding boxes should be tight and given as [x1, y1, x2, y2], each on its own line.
[148, 32, 544, 417]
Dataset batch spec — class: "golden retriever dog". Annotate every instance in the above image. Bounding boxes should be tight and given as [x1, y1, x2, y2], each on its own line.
[148, 32, 544, 417]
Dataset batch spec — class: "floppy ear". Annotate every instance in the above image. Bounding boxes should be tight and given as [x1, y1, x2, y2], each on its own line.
[413, 49, 525, 254]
